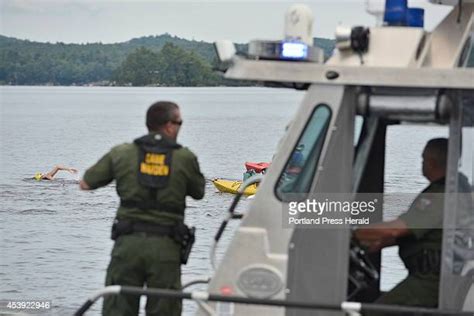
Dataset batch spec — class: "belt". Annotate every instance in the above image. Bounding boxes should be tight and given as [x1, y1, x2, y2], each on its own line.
[110, 219, 196, 265]
[131, 221, 174, 235]
[111, 220, 175, 240]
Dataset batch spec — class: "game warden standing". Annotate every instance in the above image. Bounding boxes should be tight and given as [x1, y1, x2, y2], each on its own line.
[80, 101, 205, 316]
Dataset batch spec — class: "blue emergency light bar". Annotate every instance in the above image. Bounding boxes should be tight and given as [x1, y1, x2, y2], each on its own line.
[281, 42, 309, 60]
[384, 0, 424, 28]
[247, 40, 322, 62]
[407, 8, 424, 27]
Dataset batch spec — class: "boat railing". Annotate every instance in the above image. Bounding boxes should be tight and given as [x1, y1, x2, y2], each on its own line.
[210, 174, 264, 270]
[74, 285, 474, 316]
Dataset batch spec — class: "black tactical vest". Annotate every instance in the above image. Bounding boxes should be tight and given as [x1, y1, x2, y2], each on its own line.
[134, 133, 182, 189]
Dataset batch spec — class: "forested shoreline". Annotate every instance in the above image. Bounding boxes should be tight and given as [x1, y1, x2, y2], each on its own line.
[0, 34, 335, 86]
[3, 33, 472, 87]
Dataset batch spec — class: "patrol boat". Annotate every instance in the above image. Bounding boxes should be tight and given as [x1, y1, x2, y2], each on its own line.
[76, 0, 474, 315]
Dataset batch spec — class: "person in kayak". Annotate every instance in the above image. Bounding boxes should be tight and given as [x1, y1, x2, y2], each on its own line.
[243, 168, 256, 181]
[33, 165, 78, 181]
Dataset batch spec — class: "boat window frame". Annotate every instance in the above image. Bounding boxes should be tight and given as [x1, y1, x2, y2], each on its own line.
[274, 103, 332, 201]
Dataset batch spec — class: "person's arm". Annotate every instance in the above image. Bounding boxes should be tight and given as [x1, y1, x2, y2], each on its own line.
[354, 218, 410, 253]
[80, 152, 114, 190]
[43, 165, 78, 180]
[186, 154, 205, 200]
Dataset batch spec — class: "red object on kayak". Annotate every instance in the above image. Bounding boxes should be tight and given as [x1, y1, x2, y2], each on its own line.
[245, 162, 270, 173]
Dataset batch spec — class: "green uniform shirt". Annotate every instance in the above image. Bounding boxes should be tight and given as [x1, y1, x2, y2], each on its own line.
[398, 174, 473, 264]
[398, 178, 445, 262]
[83, 133, 205, 225]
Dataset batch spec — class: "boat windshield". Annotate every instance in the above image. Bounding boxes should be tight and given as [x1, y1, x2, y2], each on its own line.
[276, 104, 331, 200]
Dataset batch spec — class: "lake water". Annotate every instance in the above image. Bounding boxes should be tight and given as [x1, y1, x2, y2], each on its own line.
[0, 86, 458, 315]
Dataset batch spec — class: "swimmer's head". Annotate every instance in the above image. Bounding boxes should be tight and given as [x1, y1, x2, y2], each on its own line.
[34, 173, 43, 181]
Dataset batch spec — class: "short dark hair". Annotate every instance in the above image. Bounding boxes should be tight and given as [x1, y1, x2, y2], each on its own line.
[146, 101, 179, 131]
[425, 138, 448, 169]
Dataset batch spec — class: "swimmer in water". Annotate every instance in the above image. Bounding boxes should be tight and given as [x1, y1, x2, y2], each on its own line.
[33, 165, 78, 181]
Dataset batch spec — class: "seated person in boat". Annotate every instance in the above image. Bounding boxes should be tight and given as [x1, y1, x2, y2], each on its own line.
[354, 138, 472, 313]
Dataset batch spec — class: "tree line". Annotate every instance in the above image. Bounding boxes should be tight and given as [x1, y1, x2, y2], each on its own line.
[112, 44, 220, 86]
[1, 33, 473, 87]
[0, 34, 338, 86]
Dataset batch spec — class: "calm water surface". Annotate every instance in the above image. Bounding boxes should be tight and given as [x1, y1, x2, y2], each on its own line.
[0, 86, 453, 315]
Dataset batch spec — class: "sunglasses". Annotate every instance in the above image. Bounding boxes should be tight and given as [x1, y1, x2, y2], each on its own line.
[170, 120, 183, 126]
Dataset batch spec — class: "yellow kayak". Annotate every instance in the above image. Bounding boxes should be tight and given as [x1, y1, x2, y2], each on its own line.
[212, 178, 258, 195]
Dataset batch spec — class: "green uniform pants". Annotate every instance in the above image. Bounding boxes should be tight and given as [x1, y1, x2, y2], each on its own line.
[102, 234, 182, 316]
[365, 273, 439, 316]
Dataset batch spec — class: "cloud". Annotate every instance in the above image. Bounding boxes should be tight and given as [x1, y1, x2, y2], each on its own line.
[0, 0, 453, 44]
[2, 0, 102, 14]
[2, 0, 45, 13]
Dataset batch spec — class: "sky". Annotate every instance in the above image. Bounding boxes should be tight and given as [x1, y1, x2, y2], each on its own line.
[0, 0, 453, 44]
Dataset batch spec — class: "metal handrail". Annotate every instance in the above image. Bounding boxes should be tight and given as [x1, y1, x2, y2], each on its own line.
[210, 174, 263, 270]
[74, 285, 474, 316]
